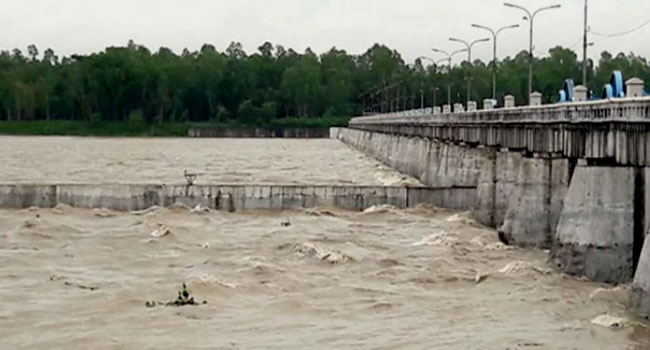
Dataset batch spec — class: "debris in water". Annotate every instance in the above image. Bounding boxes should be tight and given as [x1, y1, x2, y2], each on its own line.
[184, 170, 198, 186]
[145, 283, 208, 308]
[281, 219, 291, 227]
[150, 225, 170, 238]
[64, 281, 99, 291]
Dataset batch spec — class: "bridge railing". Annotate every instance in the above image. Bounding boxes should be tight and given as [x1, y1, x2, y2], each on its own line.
[350, 97, 650, 126]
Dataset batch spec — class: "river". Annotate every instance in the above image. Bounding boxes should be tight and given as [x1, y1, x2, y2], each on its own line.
[0, 136, 419, 186]
[0, 136, 648, 349]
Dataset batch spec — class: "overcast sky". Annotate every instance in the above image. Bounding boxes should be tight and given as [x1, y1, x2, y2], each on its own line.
[2, 0, 650, 64]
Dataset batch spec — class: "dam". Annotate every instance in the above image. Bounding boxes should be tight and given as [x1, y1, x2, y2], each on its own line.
[2, 105, 650, 347]
[332, 77, 650, 320]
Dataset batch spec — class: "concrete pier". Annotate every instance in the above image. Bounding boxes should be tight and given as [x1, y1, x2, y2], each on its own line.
[500, 157, 569, 248]
[550, 166, 640, 283]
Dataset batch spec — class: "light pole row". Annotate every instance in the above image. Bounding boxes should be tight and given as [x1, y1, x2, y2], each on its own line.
[471, 23, 519, 100]
[429, 48, 467, 106]
[423, 2, 561, 107]
[504, 2, 561, 103]
[449, 37, 490, 103]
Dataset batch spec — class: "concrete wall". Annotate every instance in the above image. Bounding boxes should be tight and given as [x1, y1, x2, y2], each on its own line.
[332, 127, 484, 198]
[332, 127, 564, 233]
[0, 184, 475, 212]
[550, 166, 638, 283]
[500, 157, 570, 248]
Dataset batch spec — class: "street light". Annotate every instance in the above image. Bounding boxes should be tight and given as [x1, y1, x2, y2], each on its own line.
[416, 56, 437, 65]
[471, 23, 520, 100]
[504, 2, 561, 103]
[433, 87, 440, 110]
[431, 48, 468, 68]
[448, 37, 490, 103]
[431, 48, 468, 106]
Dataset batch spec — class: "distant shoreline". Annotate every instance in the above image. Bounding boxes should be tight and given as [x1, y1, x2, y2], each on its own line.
[0, 118, 348, 137]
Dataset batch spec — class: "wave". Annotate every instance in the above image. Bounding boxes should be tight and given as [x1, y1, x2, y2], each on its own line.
[290, 242, 353, 264]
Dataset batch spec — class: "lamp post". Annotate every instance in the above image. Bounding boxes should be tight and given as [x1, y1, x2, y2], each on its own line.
[582, 0, 589, 86]
[433, 87, 440, 111]
[504, 2, 561, 103]
[448, 37, 490, 103]
[431, 48, 467, 106]
[417, 56, 440, 110]
[471, 23, 519, 100]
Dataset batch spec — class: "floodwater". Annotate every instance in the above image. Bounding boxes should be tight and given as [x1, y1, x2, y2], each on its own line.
[1, 205, 648, 350]
[0, 136, 419, 186]
[1, 136, 649, 349]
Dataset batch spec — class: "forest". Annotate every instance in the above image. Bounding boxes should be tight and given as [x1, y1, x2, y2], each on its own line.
[0, 40, 649, 128]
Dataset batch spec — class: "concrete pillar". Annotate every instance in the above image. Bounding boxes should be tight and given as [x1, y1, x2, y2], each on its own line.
[475, 150, 525, 228]
[574, 85, 588, 102]
[475, 149, 498, 227]
[550, 166, 640, 283]
[504, 95, 515, 108]
[530, 92, 542, 106]
[500, 156, 569, 248]
[632, 238, 650, 318]
[453, 103, 464, 113]
[433, 106, 442, 115]
[467, 101, 477, 112]
[631, 166, 650, 318]
[627, 77, 645, 98]
[442, 105, 451, 114]
[483, 99, 494, 110]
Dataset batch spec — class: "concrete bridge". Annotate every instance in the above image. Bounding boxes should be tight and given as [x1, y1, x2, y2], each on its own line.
[332, 79, 650, 318]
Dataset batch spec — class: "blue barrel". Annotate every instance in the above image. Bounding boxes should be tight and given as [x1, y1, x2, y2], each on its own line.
[603, 84, 614, 99]
[559, 79, 575, 102]
[611, 71, 624, 98]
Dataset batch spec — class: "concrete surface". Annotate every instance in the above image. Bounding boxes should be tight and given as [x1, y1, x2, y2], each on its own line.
[500, 157, 569, 248]
[0, 184, 475, 212]
[550, 166, 637, 283]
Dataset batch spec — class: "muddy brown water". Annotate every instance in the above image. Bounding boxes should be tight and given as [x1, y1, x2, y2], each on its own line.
[0, 136, 419, 186]
[1, 205, 648, 349]
[1, 136, 649, 349]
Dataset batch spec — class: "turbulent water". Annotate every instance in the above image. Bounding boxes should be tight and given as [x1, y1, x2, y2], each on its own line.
[1, 136, 650, 349]
[1, 205, 648, 349]
[0, 136, 420, 186]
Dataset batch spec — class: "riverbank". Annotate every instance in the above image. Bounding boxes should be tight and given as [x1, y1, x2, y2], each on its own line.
[0, 117, 349, 137]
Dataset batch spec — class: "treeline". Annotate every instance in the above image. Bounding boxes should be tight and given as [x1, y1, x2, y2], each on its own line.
[0, 40, 649, 124]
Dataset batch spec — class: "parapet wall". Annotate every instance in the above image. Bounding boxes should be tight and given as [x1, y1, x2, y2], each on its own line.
[0, 183, 475, 212]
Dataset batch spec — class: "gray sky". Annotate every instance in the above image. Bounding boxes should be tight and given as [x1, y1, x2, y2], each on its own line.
[3, 0, 650, 64]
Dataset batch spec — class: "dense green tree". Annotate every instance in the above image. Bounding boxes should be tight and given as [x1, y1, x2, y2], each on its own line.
[0, 41, 648, 124]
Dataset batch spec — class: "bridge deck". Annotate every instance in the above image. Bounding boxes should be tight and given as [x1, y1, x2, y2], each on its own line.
[349, 97, 650, 166]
